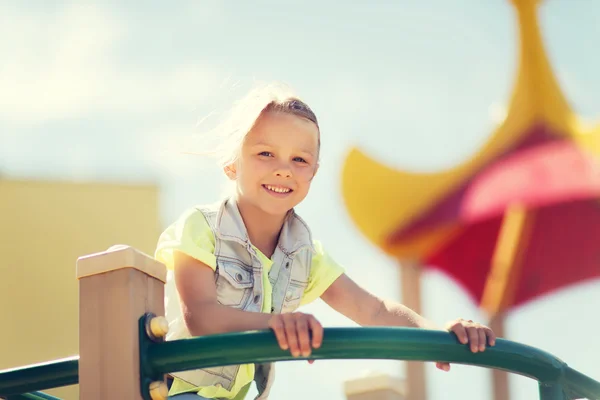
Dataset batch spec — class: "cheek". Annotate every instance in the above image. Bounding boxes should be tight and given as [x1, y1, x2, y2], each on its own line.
[238, 158, 266, 182]
[295, 166, 317, 183]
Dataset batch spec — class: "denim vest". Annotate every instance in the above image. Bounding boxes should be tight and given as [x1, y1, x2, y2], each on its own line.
[167, 198, 315, 399]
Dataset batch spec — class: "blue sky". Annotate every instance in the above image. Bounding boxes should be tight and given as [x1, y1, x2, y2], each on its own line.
[1, 1, 599, 399]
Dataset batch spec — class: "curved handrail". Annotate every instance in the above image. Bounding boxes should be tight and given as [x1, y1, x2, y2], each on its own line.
[7, 392, 63, 399]
[0, 356, 78, 396]
[2, 327, 599, 399]
[143, 327, 600, 399]
[147, 328, 561, 380]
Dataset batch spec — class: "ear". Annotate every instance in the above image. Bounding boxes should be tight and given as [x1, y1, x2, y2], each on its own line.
[224, 164, 237, 180]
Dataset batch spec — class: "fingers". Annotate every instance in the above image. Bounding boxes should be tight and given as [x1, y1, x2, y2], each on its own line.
[436, 362, 451, 372]
[308, 315, 323, 349]
[486, 326, 497, 346]
[451, 321, 469, 345]
[269, 316, 288, 351]
[467, 325, 480, 353]
[282, 314, 301, 357]
[269, 313, 322, 360]
[296, 316, 311, 357]
[478, 329, 487, 352]
[447, 318, 497, 354]
[438, 318, 500, 374]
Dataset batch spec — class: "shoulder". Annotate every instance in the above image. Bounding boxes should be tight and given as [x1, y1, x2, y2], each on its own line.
[310, 239, 343, 271]
[311, 239, 325, 254]
[300, 238, 346, 306]
[154, 201, 225, 270]
[156, 204, 215, 246]
[168, 200, 224, 235]
[192, 199, 222, 219]
[310, 239, 339, 267]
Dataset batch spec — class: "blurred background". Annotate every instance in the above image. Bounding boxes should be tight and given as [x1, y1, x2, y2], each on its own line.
[1, 1, 598, 399]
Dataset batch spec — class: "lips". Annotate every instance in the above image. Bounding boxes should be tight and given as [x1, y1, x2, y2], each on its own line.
[262, 184, 293, 194]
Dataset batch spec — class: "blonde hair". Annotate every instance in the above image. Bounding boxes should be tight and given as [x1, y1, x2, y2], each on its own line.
[196, 81, 320, 169]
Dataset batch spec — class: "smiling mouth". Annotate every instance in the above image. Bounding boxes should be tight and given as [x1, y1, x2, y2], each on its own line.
[262, 184, 293, 194]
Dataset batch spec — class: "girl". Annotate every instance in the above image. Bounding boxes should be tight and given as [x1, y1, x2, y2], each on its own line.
[155, 83, 496, 400]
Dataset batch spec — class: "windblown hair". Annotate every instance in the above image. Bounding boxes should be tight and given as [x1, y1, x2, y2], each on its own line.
[199, 82, 319, 169]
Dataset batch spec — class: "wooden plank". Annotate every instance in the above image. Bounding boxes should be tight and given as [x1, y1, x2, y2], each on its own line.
[400, 261, 426, 400]
[345, 372, 405, 400]
[490, 316, 509, 400]
[481, 204, 535, 400]
[481, 204, 534, 316]
[78, 246, 167, 400]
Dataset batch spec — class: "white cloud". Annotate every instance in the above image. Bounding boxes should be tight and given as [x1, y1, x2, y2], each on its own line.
[0, 2, 225, 124]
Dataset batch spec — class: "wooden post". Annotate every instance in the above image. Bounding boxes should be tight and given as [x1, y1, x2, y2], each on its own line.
[76, 245, 169, 400]
[400, 260, 426, 400]
[489, 315, 508, 400]
[481, 204, 534, 400]
[344, 372, 405, 400]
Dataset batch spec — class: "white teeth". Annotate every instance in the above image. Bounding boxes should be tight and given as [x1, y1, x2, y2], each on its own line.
[265, 185, 290, 193]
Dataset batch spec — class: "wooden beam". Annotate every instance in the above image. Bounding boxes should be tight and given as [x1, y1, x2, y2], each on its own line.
[400, 261, 426, 400]
[481, 204, 535, 400]
[481, 203, 534, 316]
[490, 316, 509, 400]
[77, 245, 168, 400]
[345, 372, 405, 400]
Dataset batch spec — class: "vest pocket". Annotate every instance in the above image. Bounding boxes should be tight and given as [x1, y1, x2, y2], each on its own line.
[281, 279, 308, 313]
[216, 261, 254, 308]
[285, 280, 307, 302]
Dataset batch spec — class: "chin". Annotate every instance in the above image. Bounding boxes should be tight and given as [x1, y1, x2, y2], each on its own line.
[260, 203, 294, 217]
[257, 196, 299, 215]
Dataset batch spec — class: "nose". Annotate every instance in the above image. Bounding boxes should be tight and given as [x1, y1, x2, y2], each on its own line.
[274, 161, 292, 178]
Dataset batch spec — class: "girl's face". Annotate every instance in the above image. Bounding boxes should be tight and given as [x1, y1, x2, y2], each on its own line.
[226, 110, 320, 217]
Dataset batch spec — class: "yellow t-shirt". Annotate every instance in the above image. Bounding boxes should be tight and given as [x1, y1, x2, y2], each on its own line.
[155, 208, 345, 399]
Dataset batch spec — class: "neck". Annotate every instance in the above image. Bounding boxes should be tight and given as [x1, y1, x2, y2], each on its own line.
[234, 195, 289, 258]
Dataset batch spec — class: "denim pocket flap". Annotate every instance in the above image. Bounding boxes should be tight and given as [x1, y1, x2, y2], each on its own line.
[220, 262, 254, 289]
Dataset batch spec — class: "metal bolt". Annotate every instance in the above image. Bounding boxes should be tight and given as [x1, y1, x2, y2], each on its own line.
[147, 315, 169, 341]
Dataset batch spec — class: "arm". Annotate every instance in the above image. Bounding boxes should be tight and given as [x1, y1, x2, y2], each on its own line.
[320, 273, 438, 329]
[173, 250, 273, 336]
[174, 251, 323, 359]
[320, 273, 496, 370]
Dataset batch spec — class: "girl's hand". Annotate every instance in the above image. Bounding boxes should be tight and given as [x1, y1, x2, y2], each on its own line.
[436, 318, 497, 372]
[268, 312, 323, 363]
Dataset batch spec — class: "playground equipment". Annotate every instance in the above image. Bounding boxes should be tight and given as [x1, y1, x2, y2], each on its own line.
[0, 246, 599, 400]
[340, 0, 600, 399]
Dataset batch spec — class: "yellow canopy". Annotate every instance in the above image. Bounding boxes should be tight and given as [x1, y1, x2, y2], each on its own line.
[341, 0, 600, 261]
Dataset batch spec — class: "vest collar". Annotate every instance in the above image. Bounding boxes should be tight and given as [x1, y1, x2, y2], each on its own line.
[215, 197, 316, 255]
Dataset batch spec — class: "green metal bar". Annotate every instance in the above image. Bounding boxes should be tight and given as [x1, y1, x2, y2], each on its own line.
[539, 381, 568, 400]
[147, 328, 561, 380]
[0, 356, 78, 396]
[2, 327, 599, 399]
[5, 391, 63, 399]
[563, 367, 600, 400]
[143, 327, 600, 400]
